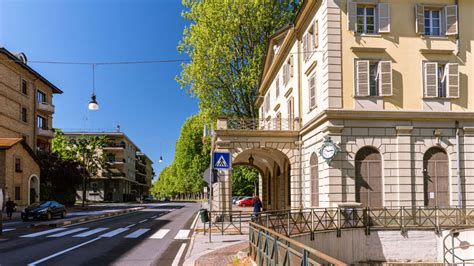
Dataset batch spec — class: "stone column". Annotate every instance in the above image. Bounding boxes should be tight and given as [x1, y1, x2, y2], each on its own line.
[323, 125, 344, 207]
[395, 126, 414, 207]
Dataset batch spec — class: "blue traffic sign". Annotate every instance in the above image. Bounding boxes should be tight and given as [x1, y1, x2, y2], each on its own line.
[213, 152, 231, 169]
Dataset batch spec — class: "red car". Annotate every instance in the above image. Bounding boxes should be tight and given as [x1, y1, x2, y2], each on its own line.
[238, 197, 254, 207]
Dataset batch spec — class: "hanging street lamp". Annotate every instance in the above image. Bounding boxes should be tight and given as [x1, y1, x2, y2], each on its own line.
[88, 64, 99, 110]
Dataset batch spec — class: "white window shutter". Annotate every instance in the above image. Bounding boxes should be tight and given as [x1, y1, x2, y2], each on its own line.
[356, 60, 370, 97]
[415, 4, 425, 35]
[378, 3, 391, 33]
[303, 34, 308, 60]
[424, 62, 438, 97]
[347, 1, 357, 32]
[314, 21, 319, 48]
[309, 75, 316, 109]
[290, 55, 294, 78]
[446, 63, 459, 98]
[445, 5, 458, 36]
[276, 75, 280, 97]
[378, 61, 393, 96]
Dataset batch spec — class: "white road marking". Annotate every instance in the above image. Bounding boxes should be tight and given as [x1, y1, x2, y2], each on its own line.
[138, 219, 148, 223]
[21, 228, 68, 238]
[171, 243, 187, 266]
[174, 229, 190, 240]
[124, 228, 150, 238]
[2, 228, 15, 232]
[73, 228, 109, 237]
[126, 223, 136, 228]
[149, 229, 170, 239]
[190, 212, 199, 229]
[151, 215, 157, 219]
[47, 228, 88, 237]
[100, 228, 129, 238]
[27, 237, 101, 266]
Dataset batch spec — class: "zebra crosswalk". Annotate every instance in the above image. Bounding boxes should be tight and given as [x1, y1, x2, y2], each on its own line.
[18, 226, 188, 240]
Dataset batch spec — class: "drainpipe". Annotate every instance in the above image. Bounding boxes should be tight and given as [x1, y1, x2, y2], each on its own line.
[295, 23, 304, 210]
[455, 121, 462, 208]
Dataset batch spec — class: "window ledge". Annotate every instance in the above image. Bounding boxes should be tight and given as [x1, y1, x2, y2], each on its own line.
[420, 49, 454, 55]
[351, 47, 386, 53]
[355, 33, 383, 38]
[421, 35, 450, 40]
[354, 96, 386, 99]
[422, 97, 453, 100]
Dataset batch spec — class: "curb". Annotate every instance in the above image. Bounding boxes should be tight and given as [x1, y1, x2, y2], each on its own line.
[30, 207, 145, 228]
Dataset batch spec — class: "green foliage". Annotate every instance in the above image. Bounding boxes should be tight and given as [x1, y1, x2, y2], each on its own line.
[151, 115, 210, 198]
[52, 129, 110, 178]
[232, 165, 259, 196]
[38, 152, 83, 205]
[177, 0, 300, 119]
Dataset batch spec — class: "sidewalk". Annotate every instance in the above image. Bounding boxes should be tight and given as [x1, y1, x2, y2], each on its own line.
[184, 202, 254, 266]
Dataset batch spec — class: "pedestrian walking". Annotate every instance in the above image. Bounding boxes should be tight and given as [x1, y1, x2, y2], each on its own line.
[5, 198, 15, 220]
[252, 195, 262, 222]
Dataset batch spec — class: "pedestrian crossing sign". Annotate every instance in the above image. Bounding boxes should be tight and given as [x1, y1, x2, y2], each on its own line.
[213, 152, 231, 169]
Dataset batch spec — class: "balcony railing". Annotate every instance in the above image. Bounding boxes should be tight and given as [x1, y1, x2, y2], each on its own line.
[37, 102, 55, 113]
[104, 142, 126, 149]
[108, 158, 126, 164]
[37, 127, 54, 138]
[217, 117, 300, 131]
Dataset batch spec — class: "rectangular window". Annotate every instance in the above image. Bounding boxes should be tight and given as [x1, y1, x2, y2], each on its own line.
[287, 97, 294, 130]
[309, 74, 317, 109]
[275, 75, 280, 98]
[423, 62, 459, 98]
[21, 107, 28, 123]
[15, 186, 21, 200]
[369, 63, 379, 96]
[424, 9, 441, 36]
[37, 90, 47, 103]
[357, 5, 376, 34]
[37, 115, 47, 129]
[15, 158, 22, 172]
[437, 64, 447, 97]
[21, 79, 28, 95]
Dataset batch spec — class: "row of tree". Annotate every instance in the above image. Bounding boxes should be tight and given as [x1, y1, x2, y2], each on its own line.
[151, 0, 300, 198]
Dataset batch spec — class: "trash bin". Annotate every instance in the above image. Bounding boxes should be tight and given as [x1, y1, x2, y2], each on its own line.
[199, 208, 209, 223]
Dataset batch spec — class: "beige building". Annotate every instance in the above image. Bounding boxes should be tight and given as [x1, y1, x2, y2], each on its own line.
[0, 47, 62, 206]
[213, 0, 474, 211]
[63, 131, 154, 202]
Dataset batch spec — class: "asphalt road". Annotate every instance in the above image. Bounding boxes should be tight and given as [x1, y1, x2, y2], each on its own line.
[0, 202, 201, 266]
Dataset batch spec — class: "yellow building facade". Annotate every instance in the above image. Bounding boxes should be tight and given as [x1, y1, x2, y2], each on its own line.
[214, 0, 474, 211]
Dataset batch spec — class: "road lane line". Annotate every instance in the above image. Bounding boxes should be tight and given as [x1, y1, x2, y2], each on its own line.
[126, 223, 136, 228]
[100, 227, 129, 237]
[27, 237, 101, 266]
[124, 228, 150, 238]
[190, 212, 199, 229]
[20, 228, 68, 238]
[174, 229, 191, 240]
[2, 228, 15, 232]
[149, 229, 170, 239]
[47, 228, 88, 237]
[138, 219, 148, 223]
[151, 215, 157, 218]
[73, 228, 108, 237]
[171, 243, 187, 266]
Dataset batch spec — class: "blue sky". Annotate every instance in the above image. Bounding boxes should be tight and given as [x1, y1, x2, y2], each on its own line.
[0, 0, 198, 179]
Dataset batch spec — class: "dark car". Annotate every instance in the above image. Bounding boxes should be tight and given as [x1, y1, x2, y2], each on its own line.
[21, 201, 67, 221]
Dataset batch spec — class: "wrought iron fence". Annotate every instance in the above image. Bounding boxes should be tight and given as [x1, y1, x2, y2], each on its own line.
[256, 207, 474, 238]
[225, 118, 300, 131]
[209, 211, 253, 234]
[249, 222, 347, 266]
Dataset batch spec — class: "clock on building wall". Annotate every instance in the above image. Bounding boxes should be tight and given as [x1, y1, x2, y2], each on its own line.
[319, 136, 339, 164]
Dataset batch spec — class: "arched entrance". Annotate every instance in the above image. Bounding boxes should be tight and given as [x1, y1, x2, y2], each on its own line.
[233, 148, 293, 211]
[28, 175, 40, 205]
[355, 147, 382, 207]
[423, 147, 449, 207]
[310, 153, 319, 207]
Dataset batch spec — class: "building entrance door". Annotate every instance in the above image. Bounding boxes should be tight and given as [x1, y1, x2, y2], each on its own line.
[355, 147, 382, 207]
[423, 147, 449, 207]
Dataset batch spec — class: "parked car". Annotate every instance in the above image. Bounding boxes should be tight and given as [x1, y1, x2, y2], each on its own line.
[142, 195, 155, 202]
[233, 196, 245, 205]
[21, 201, 67, 221]
[238, 197, 254, 207]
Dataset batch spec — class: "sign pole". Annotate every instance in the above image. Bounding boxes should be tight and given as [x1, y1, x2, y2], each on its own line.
[209, 124, 213, 243]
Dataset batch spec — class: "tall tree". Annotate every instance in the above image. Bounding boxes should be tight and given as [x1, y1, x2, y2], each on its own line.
[178, 0, 300, 119]
[52, 130, 110, 206]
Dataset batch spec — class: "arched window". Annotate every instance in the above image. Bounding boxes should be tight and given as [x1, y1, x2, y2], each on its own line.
[310, 153, 319, 207]
[423, 147, 449, 207]
[355, 147, 382, 207]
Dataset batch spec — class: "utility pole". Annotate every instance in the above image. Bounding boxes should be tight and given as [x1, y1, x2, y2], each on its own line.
[208, 124, 214, 243]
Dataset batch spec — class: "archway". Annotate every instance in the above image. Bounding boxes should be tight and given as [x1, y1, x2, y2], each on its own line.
[355, 147, 382, 207]
[233, 147, 293, 211]
[310, 153, 319, 207]
[423, 147, 449, 207]
[28, 175, 40, 205]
